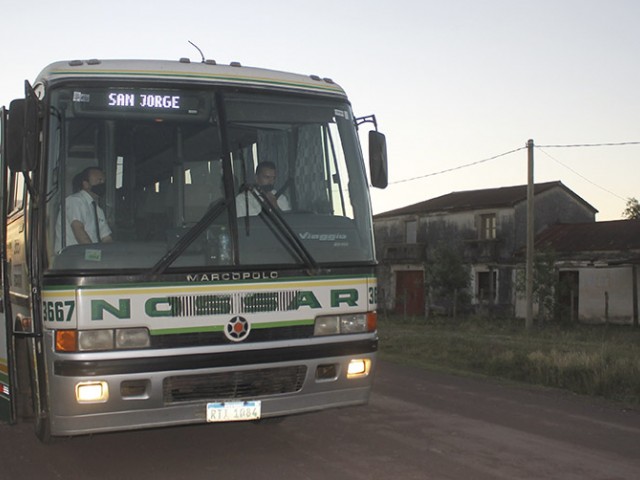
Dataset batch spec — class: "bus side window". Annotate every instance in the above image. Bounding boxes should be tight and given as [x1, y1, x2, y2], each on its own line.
[8, 171, 25, 215]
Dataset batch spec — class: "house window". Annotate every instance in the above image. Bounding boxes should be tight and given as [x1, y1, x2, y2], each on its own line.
[480, 214, 496, 240]
[405, 220, 417, 244]
[477, 271, 497, 302]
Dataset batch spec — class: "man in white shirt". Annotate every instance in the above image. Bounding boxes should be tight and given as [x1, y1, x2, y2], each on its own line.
[55, 167, 113, 252]
[236, 161, 291, 217]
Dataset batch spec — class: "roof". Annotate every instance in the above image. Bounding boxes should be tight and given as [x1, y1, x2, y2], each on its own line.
[535, 220, 640, 253]
[34, 59, 346, 97]
[374, 181, 597, 219]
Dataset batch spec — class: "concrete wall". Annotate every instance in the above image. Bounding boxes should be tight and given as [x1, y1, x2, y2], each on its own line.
[515, 265, 639, 324]
[580, 266, 638, 324]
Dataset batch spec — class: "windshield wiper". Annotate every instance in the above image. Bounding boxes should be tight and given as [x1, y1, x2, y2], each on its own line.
[149, 199, 227, 276]
[243, 186, 319, 272]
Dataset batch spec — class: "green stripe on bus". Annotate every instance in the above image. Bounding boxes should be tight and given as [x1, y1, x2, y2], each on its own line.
[149, 318, 314, 336]
[150, 325, 223, 336]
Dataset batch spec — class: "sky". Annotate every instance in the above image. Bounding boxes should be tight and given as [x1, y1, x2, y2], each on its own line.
[1, 0, 638, 221]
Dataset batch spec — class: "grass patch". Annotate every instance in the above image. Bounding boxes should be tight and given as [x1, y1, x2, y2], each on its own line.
[377, 314, 640, 405]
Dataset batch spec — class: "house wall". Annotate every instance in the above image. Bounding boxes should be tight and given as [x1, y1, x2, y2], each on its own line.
[373, 184, 598, 317]
[374, 210, 517, 313]
[422, 210, 517, 315]
[373, 216, 422, 312]
[513, 187, 596, 247]
[514, 265, 640, 325]
[421, 208, 515, 254]
[580, 266, 638, 324]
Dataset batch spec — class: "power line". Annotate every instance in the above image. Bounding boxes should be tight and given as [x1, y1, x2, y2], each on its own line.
[389, 146, 526, 185]
[536, 147, 628, 201]
[537, 141, 640, 148]
[387, 140, 640, 187]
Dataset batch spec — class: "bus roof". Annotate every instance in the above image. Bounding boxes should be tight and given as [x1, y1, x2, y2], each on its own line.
[35, 59, 347, 98]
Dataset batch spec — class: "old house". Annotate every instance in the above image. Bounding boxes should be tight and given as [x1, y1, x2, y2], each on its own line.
[373, 181, 597, 315]
[515, 220, 640, 325]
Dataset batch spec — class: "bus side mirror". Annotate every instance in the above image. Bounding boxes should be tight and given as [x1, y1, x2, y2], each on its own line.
[7, 82, 40, 172]
[7, 99, 26, 171]
[369, 130, 388, 189]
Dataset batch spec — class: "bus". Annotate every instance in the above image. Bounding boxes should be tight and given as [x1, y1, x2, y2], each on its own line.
[0, 58, 388, 441]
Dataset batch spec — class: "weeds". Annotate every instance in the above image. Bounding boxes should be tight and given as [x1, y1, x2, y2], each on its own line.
[377, 315, 640, 405]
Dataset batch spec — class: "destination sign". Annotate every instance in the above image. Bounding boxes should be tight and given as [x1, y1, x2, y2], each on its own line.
[72, 89, 204, 116]
[108, 92, 181, 109]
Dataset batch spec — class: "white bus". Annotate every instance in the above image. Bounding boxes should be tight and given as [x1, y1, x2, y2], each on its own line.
[0, 58, 387, 441]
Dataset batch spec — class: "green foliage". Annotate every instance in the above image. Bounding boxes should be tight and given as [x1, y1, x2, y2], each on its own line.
[378, 315, 640, 405]
[515, 249, 559, 323]
[622, 197, 640, 220]
[425, 243, 470, 315]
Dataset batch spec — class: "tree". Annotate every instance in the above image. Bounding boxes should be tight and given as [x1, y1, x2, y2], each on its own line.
[516, 249, 558, 323]
[622, 197, 640, 220]
[425, 243, 470, 317]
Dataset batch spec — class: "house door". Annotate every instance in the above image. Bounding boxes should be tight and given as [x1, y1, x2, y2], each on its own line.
[395, 270, 425, 315]
[559, 271, 579, 322]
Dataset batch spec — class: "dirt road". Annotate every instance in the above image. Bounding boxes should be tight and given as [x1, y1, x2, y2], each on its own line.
[1, 361, 638, 479]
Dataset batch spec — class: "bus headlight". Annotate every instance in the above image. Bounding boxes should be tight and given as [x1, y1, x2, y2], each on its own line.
[57, 328, 151, 352]
[314, 312, 376, 336]
[116, 328, 151, 349]
[78, 330, 114, 351]
[314, 316, 341, 336]
[340, 314, 368, 334]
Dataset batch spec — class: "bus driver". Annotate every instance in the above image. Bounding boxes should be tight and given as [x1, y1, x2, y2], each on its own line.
[55, 167, 113, 252]
[236, 161, 291, 217]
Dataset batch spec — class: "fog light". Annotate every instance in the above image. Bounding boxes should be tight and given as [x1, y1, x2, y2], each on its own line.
[120, 380, 150, 399]
[347, 358, 371, 378]
[76, 381, 109, 403]
[316, 364, 338, 380]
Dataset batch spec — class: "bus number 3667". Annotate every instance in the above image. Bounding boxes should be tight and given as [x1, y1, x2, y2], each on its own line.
[43, 301, 75, 323]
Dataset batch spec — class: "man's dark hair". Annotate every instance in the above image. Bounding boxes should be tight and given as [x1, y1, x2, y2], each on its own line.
[255, 161, 276, 175]
[72, 167, 102, 192]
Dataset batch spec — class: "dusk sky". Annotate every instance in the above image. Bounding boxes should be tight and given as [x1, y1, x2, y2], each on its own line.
[2, 0, 638, 220]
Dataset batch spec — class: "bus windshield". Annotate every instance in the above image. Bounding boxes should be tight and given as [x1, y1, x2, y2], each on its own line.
[44, 87, 375, 272]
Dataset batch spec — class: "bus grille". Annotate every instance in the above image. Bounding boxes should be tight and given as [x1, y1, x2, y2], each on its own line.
[163, 365, 307, 404]
[167, 290, 302, 316]
[151, 324, 314, 349]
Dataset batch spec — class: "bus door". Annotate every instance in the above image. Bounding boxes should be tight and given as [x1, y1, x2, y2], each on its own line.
[0, 105, 15, 424]
[1, 91, 37, 426]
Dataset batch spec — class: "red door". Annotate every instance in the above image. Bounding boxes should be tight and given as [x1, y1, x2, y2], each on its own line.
[395, 271, 425, 315]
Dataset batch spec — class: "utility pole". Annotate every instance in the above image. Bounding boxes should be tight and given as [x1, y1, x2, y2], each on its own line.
[526, 139, 534, 330]
[633, 264, 638, 328]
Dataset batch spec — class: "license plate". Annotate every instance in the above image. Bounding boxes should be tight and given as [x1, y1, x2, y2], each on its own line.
[206, 401, 261, 423]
